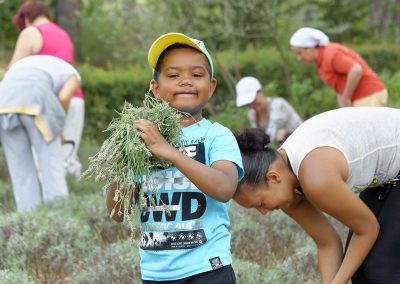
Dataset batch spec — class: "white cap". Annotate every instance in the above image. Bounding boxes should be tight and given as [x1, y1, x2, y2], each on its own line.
[235, 76, 262, 107]
[289, 27, 330, 48]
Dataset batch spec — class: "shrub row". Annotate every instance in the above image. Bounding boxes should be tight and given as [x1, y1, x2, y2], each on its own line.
[80, 44, 399, 141]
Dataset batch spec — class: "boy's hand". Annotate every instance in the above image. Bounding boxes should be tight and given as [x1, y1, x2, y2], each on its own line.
[135, 119, 178, 161]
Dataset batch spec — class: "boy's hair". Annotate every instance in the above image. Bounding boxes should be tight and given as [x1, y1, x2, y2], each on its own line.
[148, 32, 214, 80]
[153, 43, 213, 81]
[13, 0, 50, 31]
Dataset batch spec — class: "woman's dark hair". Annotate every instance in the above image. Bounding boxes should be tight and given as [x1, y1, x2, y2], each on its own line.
[153, 43, 212, 81]
[12, 0, 50, 31]
[235, 128, 279, 187]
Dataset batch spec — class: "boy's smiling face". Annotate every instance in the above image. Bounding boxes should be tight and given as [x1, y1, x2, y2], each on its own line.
[151, 47, 217, 123]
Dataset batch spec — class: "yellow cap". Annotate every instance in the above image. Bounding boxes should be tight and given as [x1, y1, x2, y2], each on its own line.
[148, 32, 214, 76]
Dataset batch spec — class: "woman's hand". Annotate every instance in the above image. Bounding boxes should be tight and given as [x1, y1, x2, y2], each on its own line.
[135, 119, 178, 161]
[337, 94, 353, 107]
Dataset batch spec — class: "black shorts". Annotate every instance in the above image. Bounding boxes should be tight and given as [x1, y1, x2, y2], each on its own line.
[345, 183, 400, 283]
[142, 264, 236, 284]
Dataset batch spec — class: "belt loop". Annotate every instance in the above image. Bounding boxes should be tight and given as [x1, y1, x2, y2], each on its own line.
[377, 170, 400, 201]
[378, 187, 391, 200]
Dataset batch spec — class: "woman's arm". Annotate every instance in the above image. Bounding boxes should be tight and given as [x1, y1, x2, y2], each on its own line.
[8, 27, 42, 67]
[58, 74, 80, 112]
[338, 63, 362, 107]
[300, 147, 379, 284]
[135, 119, 239, 202]
[284, 195, 343, 283]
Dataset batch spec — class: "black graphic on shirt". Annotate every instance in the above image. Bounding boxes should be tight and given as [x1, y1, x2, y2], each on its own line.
[140, 142, 209, 250]
[209, 257, 223, 270]
[140, 192, 206, 222]
[140, 230, 207, 250]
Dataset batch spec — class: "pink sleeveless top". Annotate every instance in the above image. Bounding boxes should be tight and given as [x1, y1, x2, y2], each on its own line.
[37, 22, 84, 99]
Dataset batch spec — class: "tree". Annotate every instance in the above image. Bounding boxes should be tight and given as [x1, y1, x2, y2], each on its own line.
[55, 0, 81, 43]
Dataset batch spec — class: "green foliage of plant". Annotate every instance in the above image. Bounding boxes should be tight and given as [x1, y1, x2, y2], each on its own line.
[208, 100, 250, 131]
[79, 44, 400, 142]
[0, 0, 25, 50]
[309, 0, 371, 44]
[232, 259, 268, 283]
[0, 0, 51, 61]
[0, 179, 15, 214]
[0, 269, 38, 284]
[0, 213, 93, 283]
[230, 204, 309, 265]
[0, 142, 346, 283]
[382, 71, 400, 108]
[72, 240, 141, 283]
[78, 64, 151, 142]
[0, 179, 140, 283]
[355, 44, 400, 73]
[82, 93, 186, 228]
[289, 75, 337, 119]
[229, 203, 320, 283]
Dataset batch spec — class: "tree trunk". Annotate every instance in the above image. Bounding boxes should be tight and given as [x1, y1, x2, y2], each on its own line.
[55, 0, 81, 42]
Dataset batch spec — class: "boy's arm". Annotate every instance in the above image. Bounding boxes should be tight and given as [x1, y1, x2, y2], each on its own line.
[165, 151, 238, 202]
[136, 119, 239, 202]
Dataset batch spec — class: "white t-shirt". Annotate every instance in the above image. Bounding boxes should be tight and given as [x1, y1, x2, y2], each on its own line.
[248, 97, 302, 142]
[280, 107, 400, 193]
[8, 55, 80, 94]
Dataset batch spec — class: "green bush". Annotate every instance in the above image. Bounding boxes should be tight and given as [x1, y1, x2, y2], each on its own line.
[289, 76, 337, 119]
[229, 203, 320, 283]
[0, 213, 93, 283]
[232, 259, 268, 283]
[79, 44, 400, 142]
[0, 269, 38, 284]
[0, 179, 14, 213]
[79, 64, 151, 142]
[72, 240, 141, 284]
[382, 71, 400, 108]
[356, 44, 400, 73]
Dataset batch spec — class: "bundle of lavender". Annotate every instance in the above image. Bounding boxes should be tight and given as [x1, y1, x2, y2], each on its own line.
[82, 92, 186, 222]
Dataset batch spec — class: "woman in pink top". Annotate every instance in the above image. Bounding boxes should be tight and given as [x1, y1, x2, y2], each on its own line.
[10, 0, 84, 180]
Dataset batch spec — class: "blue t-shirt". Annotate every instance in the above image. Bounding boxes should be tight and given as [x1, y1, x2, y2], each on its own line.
[139, 118, 244, 280]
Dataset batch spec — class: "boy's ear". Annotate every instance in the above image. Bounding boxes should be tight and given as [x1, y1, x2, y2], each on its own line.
[209, 78, 217, 99]
[150, 79, 161, 99]
[266, 170, 281, 184]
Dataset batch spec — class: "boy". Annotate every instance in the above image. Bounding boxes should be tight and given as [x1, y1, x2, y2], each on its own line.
[106, 32, 244, 283]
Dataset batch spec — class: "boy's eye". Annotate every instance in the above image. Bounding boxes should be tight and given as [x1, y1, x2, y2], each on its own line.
[167, 73, 179, 78]
[193, 73, 203, 77]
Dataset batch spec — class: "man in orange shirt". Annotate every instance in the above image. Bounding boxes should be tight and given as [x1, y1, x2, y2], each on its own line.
[289, 27, 387, 107]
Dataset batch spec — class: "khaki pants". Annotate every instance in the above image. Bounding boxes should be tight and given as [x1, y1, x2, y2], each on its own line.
[353, 89, 388, 107]
[61, 97, 84, 180]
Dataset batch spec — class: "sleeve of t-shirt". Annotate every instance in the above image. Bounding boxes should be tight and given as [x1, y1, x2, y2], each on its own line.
[206, 123, 244, 181]
[330, 53, 357, 74]
[280, 98, 302, 124]
[61, 61, 81, 82]
[267, 98, 290, 141]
